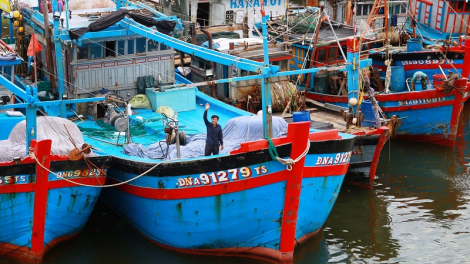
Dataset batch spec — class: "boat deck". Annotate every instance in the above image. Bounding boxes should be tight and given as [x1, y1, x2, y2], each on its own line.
[277, 107, 348, 132]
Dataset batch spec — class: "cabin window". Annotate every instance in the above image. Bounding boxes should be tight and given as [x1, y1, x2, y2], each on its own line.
[136, 38, 146, 53]
[458, 1, 464, 10]
[148, 39, 159, 52]
[90, 42, 103, 59]
[105, 41, 116, 57]
[128, 39, 135, 55]
[161, 44, 168, 50]
[317, 49, 327, 63]
[117, 40, 125, 56]
[328, 47, 338, 63]
[77, 44, 88, 60]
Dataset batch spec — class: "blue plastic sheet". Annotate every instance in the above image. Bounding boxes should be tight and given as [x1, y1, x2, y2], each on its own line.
[122, 115, 288, 160]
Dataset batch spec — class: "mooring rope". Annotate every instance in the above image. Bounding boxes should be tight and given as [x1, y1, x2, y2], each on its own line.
[29, 151, 164, 188]
[266, 138, 311, 171]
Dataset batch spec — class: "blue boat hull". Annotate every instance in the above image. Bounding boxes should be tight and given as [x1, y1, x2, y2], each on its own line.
[307, 85, 470, 147]
[0, 140, 111, 263]
[100, 123, 354, 263]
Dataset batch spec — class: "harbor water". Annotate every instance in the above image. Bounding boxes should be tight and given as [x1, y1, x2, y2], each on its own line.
[1, 104, 470, 264]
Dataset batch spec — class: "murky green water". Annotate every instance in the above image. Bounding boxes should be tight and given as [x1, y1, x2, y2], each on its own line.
[2, 105, 470, 264]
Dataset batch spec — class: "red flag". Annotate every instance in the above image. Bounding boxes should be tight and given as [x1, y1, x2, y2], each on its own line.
[27, 33, 42, 56]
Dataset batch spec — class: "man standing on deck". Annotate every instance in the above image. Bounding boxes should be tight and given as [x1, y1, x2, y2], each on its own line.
[411, 71, 430, 91]
[204, 103, 223, 156]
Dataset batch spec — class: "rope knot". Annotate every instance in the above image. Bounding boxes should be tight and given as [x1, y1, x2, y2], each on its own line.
[276, 157, 295, 171]
[266, 137, 310, 170]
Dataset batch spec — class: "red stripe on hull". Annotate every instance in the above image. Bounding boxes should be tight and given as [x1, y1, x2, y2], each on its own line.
[394, 134, 456, 148]
[126, 220, 322, 264]
[307, 88, 466, 104]
[380, 100, 453, 112]
[48, 177, 106, 189]
[108, 163, 348, 200]
[0, 183, 35, 194]
[141, 230, 286, 264]
[0, 178, 106, 194]
[375, 63, 460, 71]
[0, 233, 78, 263]
[303, 164, 349, 176]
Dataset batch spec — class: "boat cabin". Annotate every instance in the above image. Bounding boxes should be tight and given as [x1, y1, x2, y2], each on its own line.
[189, 37, 291, 112]
[20, 3, 181, 116]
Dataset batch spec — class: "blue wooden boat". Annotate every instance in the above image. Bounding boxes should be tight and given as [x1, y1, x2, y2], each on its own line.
[303, 38, 470, 147]
[0, 17, 113, 263]
[67, 76, 354, 262]
[14, 1, 358, 262]
[0, 139, 110, 263]
[263, 6, 470, 148]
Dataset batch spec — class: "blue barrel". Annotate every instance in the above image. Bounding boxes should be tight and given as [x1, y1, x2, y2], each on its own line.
[293, 111, 311, 122]
[361, 100, 376, 127]
[390, 66, 406, 92]
[407, 38, 423, 52]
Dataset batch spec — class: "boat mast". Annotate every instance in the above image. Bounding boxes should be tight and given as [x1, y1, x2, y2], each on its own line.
[304, 6, 324, 97]
[384, 0, 389, 58]
[261, 16, 272, 138]
[409, 0, 416, 38]
[42, 0, 56, 94]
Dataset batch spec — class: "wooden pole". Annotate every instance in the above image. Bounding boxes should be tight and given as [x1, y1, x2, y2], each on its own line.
[303, 6, 324, 109]
[42, 0, 57, 94]
[34, 55, 38, 87]
[384, 0, 389, 58]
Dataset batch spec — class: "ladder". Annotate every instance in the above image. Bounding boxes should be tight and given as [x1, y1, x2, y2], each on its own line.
[435, 0, 444, 30]
[357, 0, 390, 51]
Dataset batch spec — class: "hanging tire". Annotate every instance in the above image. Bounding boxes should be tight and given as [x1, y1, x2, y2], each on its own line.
[178, 130, 187, 146]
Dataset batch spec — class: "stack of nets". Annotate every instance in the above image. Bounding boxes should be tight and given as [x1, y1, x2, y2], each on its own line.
[287, 8, 320, 35]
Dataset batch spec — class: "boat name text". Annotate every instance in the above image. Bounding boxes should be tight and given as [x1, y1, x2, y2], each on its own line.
[55, 169, 106, 179]
[398, 97, 446, 106]
[315, 152, 352, 166]
[402, 59, 454, 66]
[0, 175, 27, 184]
[177, 166, 268, 187]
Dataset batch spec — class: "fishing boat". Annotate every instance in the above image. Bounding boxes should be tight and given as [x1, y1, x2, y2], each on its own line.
[260, 4, 470, 148]
[0, 6, 115, 263]
[0, 86, 111, 264]
[0, 136, 111, 263]
[14, 1, 358, 262]
[187, 11, 389, 188]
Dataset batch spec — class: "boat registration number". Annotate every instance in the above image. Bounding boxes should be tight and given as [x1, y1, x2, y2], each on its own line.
[55, 169, 106, 179]
[315, 152, 352, 166]
[177, 166, 268, 187]
[0, 175, 28, 184]
[402, 59, 454, 65]
[398, 97, 446, 106]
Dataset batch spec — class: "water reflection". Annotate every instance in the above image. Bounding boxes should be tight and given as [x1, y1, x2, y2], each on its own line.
[294, 103, 470, 263]
[2, 105, 470, 264]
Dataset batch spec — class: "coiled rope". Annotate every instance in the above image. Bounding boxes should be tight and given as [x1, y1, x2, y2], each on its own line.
[266, 138, 311, 171]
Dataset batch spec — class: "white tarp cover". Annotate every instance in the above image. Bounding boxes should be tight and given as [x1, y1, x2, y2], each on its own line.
[0, 116, 93, 162]
[122, 115, 289, 160]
